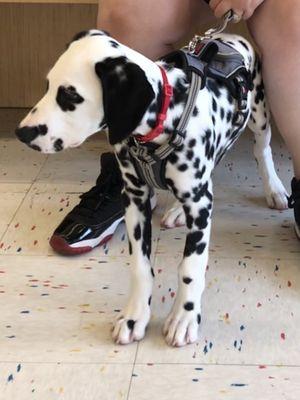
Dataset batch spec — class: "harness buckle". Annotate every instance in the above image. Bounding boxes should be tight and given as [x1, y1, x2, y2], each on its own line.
[169, 129, 186, 148]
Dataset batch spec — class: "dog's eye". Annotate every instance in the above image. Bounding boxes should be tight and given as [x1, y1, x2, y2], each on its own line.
[63, 86, 82, 101]
[56, 85, 84, 112]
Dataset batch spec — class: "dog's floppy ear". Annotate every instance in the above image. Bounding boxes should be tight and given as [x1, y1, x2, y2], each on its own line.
[95, 56, 155, 145]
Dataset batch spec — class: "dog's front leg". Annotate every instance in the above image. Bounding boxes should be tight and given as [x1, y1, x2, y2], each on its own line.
[163, 180, 213, 347]
[112, 169, 153, 344]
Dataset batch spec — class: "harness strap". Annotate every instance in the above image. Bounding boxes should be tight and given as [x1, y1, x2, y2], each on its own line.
[128, 72, 202, 189]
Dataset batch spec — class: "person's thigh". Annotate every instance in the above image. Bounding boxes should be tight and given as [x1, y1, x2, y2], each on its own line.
[97, 0, 215, 58]
[248, 0, 300, 52]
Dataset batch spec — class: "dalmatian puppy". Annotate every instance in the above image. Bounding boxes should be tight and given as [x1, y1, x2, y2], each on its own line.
[16, 30, 288, 347]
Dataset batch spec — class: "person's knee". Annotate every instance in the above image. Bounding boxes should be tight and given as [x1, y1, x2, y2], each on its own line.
[249, 0, 300, 54]
[97, 3, 137, 36]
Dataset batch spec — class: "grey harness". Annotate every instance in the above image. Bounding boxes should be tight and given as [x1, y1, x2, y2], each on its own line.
[127, 38, 253, 190]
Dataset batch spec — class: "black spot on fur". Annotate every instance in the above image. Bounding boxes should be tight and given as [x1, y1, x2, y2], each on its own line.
[197, 314, 201, 324]
[189, 139, 196, 148]
[151, 267, 155, 277]
[207, 79, 221, 98]
[255, 82, 265, 105]
[194, 165, 206, 180]
[122, 192, 130, 209]
[186, 150, 194, 160]
[54, 138, 63, 152]
[171, 77, 189, 107]
[168, 152, 179, 164]
[127, 320, 135, 330]
[147, 118, 156, 129]
[226, 111, 232, 123]
[178, 164, 188, 172]
[134, 224, 141, 241]
[194, 209, 210, 230]
[109, 40, 120, 48]
[220, 107, 225, 120]
[125, 173, 144, 188]
[212, 98, 217, 112]
[126, 187, 144, 197]
[148, 296, 152, 306]
[116, 146, 130, 168]
[193, 158, 200, 169]
[193, 106, 199, 117]
[238, 40, 249, 50]
[184, 302, 194, 311]
[128, 240, 132, 255]
[56, 85, 84, 112]
[184, 231, 204, 257]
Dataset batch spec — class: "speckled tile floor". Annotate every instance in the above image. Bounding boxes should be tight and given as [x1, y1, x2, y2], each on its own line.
[0, 131, 299, 399]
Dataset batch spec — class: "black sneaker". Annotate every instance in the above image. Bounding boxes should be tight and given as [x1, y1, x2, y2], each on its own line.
[50, 152, 125, 255]
[288, 177, 300, 240]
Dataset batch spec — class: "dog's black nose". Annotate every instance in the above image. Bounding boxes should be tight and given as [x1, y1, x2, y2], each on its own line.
[15, 124, 48, 144]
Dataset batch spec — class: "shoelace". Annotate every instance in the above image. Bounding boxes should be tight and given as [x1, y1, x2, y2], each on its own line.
[73, 174, 122, 217]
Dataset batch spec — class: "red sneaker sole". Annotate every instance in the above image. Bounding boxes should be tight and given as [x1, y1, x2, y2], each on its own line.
[49, 234, 113, 256]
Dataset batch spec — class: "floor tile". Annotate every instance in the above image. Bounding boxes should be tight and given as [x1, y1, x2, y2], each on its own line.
[129, 364, 300, 400]
[36, 137, 110, 184]
[0, 256, 136, 363]
[1, 362, 132, 400]
[157, 185, 300, 260]
[0, 138, 47, 183]
[0, 183, 30, 238]
[136, 255, 300, 365]
[0, 184, 169, 257]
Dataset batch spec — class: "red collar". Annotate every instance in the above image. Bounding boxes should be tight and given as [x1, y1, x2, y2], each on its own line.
[135, 66, 173, 143]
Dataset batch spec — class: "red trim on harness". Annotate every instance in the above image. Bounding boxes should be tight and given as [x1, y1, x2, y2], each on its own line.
[135, 66, 173, 143]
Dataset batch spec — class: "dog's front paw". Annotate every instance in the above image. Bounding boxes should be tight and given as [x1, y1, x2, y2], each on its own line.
[163, 301, 201, 347]
[264, 178, 288, 210]
[161, 201, 185, 228]
[112, 301, 151, 345]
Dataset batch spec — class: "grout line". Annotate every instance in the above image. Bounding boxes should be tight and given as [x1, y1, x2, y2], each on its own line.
[126, 343, 139, 400]
[0, 361, 299, 368]
[1, 253, 300, 262]
[0, 155, 49, 244]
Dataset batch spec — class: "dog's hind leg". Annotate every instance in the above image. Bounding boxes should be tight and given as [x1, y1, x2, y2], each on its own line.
[248, 55, 288, 210]
[163, 179, 213, 347]
[161, 200, 185, 228]
[112, 148, 154, 344]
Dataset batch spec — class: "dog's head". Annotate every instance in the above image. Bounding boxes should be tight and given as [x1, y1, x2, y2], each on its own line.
[15, 30, 155, 153]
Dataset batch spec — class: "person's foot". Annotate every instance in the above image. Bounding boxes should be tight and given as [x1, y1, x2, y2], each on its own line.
[288, 177, 300, 240]
[50, 152, 125, 255]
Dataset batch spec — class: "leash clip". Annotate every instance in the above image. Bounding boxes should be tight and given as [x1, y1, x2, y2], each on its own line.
[204, 9, 237, 37]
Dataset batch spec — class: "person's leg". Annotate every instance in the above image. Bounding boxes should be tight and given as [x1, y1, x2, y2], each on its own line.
[97, 0, 215, 60]
[247, 0, 300, 179]
[51, 0, 215, 254]
[247, 0, 300, 237]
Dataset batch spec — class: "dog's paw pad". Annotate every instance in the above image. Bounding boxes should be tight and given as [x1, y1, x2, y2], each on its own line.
[161, 202, 185, 229]
[163, 309, 200, 347]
